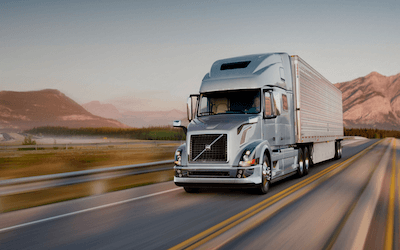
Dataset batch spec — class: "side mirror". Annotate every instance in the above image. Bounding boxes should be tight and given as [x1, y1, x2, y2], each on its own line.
[173, 120, 187, 134]
[173, 120, 182, 127]
[187, 94, 199, 121]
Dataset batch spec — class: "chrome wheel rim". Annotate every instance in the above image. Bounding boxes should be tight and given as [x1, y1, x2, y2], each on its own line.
[299, 158, 304, 173]
[305, 158, 309, 171]
[262, 161, 271, 184]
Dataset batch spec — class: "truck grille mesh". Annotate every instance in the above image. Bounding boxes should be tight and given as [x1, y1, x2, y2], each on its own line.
[190, 134, 227, 162]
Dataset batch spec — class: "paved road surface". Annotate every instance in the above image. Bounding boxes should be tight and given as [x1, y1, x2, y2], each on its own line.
[1, 138, 398, 249]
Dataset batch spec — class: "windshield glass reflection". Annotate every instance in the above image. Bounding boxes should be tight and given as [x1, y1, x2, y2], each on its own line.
[198, 89, 261, 116]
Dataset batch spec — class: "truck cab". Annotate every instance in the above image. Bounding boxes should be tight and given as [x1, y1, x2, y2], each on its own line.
[173, 53, 343, 194]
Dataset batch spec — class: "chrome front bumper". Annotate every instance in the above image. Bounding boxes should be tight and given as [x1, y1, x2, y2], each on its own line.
[173, 164, 263, 187]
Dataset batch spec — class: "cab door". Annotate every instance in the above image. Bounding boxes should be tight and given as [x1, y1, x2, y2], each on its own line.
[262, 89, 278, 146]
[263, 88, 287, 146]
[263, 88, 295, 174]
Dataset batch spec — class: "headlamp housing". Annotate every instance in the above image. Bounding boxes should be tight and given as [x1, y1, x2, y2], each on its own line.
[174, 149, 182, 166]
[238, 147, 258, 167]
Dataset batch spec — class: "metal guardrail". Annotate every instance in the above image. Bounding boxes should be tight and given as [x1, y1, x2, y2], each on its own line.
[0, 140, 184, 150]
[0, 160, 175, 187]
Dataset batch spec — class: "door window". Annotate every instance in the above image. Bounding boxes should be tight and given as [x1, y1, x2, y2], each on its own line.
[273, 92, 281, 116]
[282, 94, 288, 111]
[264, 92, 272, 117]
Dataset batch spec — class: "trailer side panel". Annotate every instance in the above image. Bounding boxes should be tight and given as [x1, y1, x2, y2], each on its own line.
[291, 55, 343, 143]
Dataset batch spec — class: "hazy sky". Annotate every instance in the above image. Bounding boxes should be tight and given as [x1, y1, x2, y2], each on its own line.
[1, 0, 399, 111]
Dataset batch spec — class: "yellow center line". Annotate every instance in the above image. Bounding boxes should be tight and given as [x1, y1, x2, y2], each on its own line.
[384, 139, 396, 250]
[170, 139, 383, 250]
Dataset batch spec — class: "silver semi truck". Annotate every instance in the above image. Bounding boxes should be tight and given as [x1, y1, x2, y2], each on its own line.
[173, 53, 343, 194]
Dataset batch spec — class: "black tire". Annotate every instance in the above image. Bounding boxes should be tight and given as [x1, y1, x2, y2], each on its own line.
[184, 187, 199, 193]
[303, 147, 310, 176]
[297, 148, 304, 177]
[334, 141, 339, 159]
[257, 152, 271, 194]
[334, 141, 342, 159]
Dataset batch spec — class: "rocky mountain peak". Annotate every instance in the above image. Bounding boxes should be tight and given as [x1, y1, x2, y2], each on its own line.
[335, 71, 400, 130]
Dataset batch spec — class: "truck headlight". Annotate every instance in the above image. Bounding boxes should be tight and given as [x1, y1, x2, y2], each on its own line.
[174, 149, 182, 166]
[239, 149, 258, 167]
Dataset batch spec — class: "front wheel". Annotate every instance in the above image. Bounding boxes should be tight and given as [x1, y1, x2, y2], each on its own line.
[257, 153, 271, 194]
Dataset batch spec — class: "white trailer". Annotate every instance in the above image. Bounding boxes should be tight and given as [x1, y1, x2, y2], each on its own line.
[292, 55, 343, 163]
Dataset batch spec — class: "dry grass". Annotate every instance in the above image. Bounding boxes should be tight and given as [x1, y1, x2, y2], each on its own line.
[0, 142, 179, 212]
[0, 170, 175, 213]
[0, 143, 179, 179]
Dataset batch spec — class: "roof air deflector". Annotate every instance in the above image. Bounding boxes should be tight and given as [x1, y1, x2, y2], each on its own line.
[220, 61, 251, 70]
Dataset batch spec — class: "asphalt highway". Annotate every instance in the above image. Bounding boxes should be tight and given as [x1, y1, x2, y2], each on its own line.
[1, 138, 398, 250]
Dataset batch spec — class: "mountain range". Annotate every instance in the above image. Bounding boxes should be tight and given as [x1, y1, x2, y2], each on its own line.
[1, 71, 399, 132]
[0, 89, 129, 131]
[82, 101, 186, 128]
[335, 72, 400, 130]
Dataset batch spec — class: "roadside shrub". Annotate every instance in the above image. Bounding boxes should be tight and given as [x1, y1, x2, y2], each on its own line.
[22, 136, 36, 145]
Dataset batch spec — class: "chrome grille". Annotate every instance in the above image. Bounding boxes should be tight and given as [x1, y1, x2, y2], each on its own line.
[190, 134, 227, 162]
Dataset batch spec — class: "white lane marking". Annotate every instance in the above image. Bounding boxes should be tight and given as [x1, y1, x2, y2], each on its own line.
[0, 187, 181, 233]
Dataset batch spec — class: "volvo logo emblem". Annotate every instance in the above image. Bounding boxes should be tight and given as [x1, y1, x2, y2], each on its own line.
[205, 144, 211, 151]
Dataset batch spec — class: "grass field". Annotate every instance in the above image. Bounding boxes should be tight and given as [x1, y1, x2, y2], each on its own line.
[0, 169, 174, 212]
[0, 142, 180, 180]
[0, 142, 180, 212]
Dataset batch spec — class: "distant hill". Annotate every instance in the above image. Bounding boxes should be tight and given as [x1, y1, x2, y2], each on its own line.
[82, 101, 122, 120]
[83, 101, 186, 128]
[0, 89, 129, 131]
[335, 72, 400, 130]
[7, 71, 399, 132]
[119, 109, 187, 128]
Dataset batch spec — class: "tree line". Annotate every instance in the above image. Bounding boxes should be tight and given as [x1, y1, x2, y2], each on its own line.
[26, 126, 186, 141]
[25, 126, 400, 140]
[344, 127, 400, 139]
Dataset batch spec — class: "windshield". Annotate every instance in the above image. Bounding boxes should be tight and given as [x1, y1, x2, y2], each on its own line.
[198, 89, 261, 116]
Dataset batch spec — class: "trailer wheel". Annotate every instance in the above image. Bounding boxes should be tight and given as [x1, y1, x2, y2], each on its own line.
[297, 148, 304, 177]
[184, 187, 199, 193]
[257, 152, 271, 194]
[303, 147, 310, 175]
[335, 141, 342, 159]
